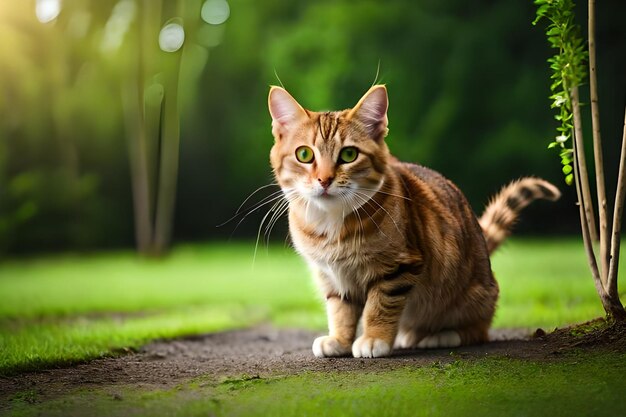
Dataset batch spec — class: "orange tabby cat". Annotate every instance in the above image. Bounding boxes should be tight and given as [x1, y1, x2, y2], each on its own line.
[268, 84, 559, 358]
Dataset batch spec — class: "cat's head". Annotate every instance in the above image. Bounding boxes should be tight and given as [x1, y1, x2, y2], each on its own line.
[268, 85, 391, 214]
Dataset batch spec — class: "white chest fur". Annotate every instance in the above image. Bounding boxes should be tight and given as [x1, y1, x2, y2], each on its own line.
[290, 221, 376, 299]
[288, 187, 397, 299]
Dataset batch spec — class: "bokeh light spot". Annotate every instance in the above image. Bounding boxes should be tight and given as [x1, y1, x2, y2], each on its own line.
[159, 23, 185, 53]
[201, 0, 230, 25]
[100, 0, 136, 53]
[36, 0, 62, 23]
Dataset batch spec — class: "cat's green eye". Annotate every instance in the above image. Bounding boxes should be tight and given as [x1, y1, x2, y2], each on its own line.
[295, 146, 315, 163]
[339, 147, 359, 163]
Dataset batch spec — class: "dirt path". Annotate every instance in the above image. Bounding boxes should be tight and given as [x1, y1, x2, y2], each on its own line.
[5, 319, 626, 410]
[0, 326, 562, 405]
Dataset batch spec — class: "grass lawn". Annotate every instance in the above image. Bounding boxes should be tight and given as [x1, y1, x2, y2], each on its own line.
[7, 353, 626, 417]
[3, 237, 626, 417]
[0, 238, 609, 375]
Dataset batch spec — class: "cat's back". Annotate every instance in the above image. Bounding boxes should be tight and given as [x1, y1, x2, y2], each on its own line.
[390, 159, 489, 266]
[393, 160, 473, 219]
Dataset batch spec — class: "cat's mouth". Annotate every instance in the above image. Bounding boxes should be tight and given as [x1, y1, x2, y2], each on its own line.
[307, 189, 338, 204]
[315, 188, 337, 199]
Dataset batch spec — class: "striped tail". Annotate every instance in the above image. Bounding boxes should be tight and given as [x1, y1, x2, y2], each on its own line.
[479, 178, 561, 254]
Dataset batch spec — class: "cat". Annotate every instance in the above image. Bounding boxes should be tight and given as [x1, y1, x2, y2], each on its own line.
[267, 84, 560, 358]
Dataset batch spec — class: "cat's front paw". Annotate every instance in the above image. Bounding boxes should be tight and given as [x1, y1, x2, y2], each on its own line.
[352, 336, 392, 358]
[312, 336, 351, 358]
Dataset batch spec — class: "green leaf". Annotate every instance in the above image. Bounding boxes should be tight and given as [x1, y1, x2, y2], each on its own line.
[547, 27, 561, 36]
[565, 173, 574, 186]
[562, 165, 573, 175]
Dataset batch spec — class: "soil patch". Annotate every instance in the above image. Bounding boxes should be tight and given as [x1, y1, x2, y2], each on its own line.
[1, 320, 625, 407]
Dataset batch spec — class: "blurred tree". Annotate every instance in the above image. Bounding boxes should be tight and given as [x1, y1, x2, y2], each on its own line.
[0, 1, 120, 252]
[118, 0, 186, 256]
[106, 0, 226, 255]
[0, 0, 227, 254]
[0, 0, 624, 253]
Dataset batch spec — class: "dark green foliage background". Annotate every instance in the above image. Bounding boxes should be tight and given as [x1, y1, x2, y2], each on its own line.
[0, 0, 624, 253]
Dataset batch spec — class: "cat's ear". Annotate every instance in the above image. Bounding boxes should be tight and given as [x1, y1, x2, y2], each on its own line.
[347, 85, 388, 140]
[268, 86, 308, 138]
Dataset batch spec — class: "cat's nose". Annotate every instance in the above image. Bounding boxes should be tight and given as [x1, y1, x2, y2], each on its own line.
[318, 177, 334, 189]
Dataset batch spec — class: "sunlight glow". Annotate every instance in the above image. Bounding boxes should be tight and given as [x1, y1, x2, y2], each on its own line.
[201, 0, 230, 25]
[36, 0, 61, 23]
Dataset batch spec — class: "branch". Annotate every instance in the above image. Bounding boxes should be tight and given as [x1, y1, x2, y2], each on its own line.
[571, 86, 600, 244]
[572, 106, 607, 304]
[607, 107, 626, 300]
[588, 0, 609, 285]
[572, 120, 606, 302]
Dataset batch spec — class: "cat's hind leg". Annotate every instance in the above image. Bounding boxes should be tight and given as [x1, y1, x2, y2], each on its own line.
[394, 329, 462, 349]
[416, 330, 462, 348]
[394, 328, 426, 349]
[416, 323, 490, 349]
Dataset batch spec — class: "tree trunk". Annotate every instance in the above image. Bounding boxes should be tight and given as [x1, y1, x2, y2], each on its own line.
[571, 91, 604, 306]
[571, 87, 599, 242]
[588, 0, 609, 286]
[586, 0, 625, 321]
[152, 61, 182, 255]
[605, 108, 626, 321]
[152, 0, 183, 255]
[123, 4, 154, 254]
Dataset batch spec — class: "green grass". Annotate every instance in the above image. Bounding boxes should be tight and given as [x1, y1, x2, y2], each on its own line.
[1, 305, 259, 374]
[491, 238, 606, 328]
[0, 242, 326, 374]
[0, 243, 319, 320]
[7, 353, 626, 417]
[0, 238, 612, 375]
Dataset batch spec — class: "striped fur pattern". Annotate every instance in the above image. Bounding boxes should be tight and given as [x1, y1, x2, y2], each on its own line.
[479, 178, 561, 254]
[268, 85, 559, 358]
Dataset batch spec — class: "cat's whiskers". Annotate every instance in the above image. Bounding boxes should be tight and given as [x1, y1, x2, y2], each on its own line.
[217, 188, 283, 228]
[348, 191, 394, 242]
[354, 187, 412, 201]
[337, 192, 360, 246]
[228, 192, 286, 240]
[264, 199, 290, 244]
[304, 195, 313, 224]
[235, 182, 280, 215]
[335, 182, 410, 202]
[262, 189, 306, 247]
[343, 192, 365, 246]
[253, 188, 302, 263]
[253, 197, 288, 265]
[354, 190, 404, 237]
